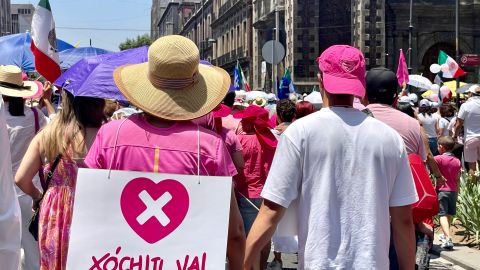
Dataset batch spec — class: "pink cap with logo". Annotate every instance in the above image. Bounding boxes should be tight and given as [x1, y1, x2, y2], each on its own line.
[317, 45, 366, 97]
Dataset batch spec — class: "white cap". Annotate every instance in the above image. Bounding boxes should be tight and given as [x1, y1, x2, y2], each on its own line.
[466, 84, 480, 94]
[399, 96, 414, 106]
[267, 93, 277, 102]
[408, 93, 418, 103]
[419, 99, 431, 108]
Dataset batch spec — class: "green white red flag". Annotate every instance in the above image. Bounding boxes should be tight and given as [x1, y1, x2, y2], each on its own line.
[438, 50, 465, 79]
[238, 61, 251, 92]
[31, 0, 61, 82]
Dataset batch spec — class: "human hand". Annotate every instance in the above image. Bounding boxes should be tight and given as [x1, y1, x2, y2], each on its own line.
[42, 81, 53, 101]
[436, 175, 446, 187]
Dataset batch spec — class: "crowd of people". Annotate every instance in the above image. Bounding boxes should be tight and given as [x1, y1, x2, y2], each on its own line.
[0, 35, 479, 270]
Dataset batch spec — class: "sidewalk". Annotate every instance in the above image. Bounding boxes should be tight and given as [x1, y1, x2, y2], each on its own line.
[431, 234, 480, 270]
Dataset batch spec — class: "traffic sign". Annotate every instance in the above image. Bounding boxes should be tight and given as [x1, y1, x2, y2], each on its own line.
[460, 54, 480, 67]
[262, 40, 285, 65]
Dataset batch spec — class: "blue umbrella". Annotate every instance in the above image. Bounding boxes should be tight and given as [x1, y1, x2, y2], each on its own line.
[54, 46, 148, 101]
[59, 47, 112, 70]
[0, 32, 73, 71]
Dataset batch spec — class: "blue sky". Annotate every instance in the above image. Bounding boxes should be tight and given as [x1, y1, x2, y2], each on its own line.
[12, 0, 151, 51]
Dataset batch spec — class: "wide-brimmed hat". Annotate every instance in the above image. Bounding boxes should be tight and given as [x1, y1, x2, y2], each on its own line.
[0, 65, 39, 98]
[114, 35, 230, 121]
[213, 104, 231, 118]
[253, 97, 267, 107]
[233, 104, 269, 120]
[233, 105, 277, 147]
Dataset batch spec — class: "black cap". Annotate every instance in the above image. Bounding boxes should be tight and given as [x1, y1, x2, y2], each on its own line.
[366, 67, 398, 105]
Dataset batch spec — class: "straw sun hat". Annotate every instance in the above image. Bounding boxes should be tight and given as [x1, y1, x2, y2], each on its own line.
[114, 35, 230, 121]
[0, 65, 39, 98]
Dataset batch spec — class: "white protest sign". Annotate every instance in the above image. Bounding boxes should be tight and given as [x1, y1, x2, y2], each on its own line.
[67, 169, 232, 270]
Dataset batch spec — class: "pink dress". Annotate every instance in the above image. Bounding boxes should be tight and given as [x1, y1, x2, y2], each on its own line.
[38, 159, 78, 270]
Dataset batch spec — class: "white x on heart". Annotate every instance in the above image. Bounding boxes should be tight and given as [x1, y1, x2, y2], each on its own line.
[136, 190, 173, 226]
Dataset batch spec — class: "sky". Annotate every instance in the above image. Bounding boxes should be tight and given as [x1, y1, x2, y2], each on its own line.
[12, 0, 152, 51]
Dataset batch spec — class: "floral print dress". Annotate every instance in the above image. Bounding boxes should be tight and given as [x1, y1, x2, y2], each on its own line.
[38, 158, 78, 270]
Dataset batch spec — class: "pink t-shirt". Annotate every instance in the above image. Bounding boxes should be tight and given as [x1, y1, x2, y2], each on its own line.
[234, 134, 275, 198]
[220, 128, 243, 155]
[434, 153, 461, 192]
[367, 104, 427, 160]
[85, 114, 237, 176]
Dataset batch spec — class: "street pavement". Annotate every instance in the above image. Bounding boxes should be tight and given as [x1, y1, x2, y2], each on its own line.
[269, 253, 466, 269]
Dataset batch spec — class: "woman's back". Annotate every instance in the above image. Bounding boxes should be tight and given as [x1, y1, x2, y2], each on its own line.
[418, 112, 438, 138]
[6, 106, 47, 173]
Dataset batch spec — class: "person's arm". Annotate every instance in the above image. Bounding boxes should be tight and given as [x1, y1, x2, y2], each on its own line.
[421, 129, 445, 186]
[244, 200, 286, 269]
[231, 151, 245, 173]
[38, 81, 55, 117]
[15, 134, 43, 204]
[453, 118, 464, 139]
[435, 119, 440, 137]
[227, 188, 246, 270]
[415, 222, 434, 243]
[390, 205, 416, 270]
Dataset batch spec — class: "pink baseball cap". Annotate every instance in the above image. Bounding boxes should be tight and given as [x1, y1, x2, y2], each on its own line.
[317, 45, 366, 97]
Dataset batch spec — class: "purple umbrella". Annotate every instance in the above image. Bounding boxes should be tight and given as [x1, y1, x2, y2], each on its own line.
[54, 46, 148, 101]
[59, 47, 112, 69]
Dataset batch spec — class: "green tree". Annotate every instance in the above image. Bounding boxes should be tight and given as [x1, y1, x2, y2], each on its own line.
[119, 34, 152, 51]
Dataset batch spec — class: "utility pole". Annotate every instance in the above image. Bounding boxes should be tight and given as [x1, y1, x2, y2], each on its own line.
[201, 0, 205, 60]
[274, 0, 280, 95]
[455, 0, 460, 106]
[408, 0, 413, 72]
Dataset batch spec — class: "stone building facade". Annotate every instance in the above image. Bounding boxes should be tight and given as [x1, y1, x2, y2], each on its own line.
[152, 0, 480, 91]
[211, 0, 252, 77]
[384, 0, 480, 82]
[0, 0, 11, 36]
[10, 4, 35, 34]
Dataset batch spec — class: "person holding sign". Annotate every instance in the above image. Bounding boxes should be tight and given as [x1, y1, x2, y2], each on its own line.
[15, 90, 105, 270]
[84, 35, 245, 269]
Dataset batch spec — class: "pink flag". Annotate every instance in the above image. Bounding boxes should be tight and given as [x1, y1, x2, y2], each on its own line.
[396, 49, 409, 87]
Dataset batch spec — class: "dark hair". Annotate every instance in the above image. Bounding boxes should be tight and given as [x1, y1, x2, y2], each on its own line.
[438, 136, 455, 152]
[3, 96, 25, 116]
[366, 67, 398, 105]
[439, 105, 454, 118]
[276, 99, 296, 123]
[419, 106, 432, 116]
[223, 91, 236, 108]
[73, 95, 106, 128]
[295, 101, 316, 119]
[397, 103, 415, 118]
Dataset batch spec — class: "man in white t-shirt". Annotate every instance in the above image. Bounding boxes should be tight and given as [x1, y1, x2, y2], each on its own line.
[244, 45, 418, 269]
[454, 85, 480, 178]
[0, 98, 21, 270]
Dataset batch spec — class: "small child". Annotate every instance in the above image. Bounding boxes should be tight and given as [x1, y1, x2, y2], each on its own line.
[435, 136, 462, 249]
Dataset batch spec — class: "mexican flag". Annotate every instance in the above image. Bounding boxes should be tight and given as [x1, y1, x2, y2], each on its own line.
[234, 61, 251, 92]
[31, 0, 61, 82]
[438, 50, 465, 79]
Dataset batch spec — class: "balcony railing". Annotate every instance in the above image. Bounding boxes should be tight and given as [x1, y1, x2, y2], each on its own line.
[218, 0, 243, 18]
[216, 47, 245, 67]
[253, 0, 285, 24]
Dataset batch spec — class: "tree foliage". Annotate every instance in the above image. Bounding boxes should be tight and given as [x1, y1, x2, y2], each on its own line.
[119, 34, 152, 51]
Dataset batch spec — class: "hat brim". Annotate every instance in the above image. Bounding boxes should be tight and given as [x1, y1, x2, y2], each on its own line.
[23, 81, 44, 99]
[0, 81, 39, 98]
[254, 99, 267, 107]
[114, 63, 230, 121]
[322, 73, 366, 98]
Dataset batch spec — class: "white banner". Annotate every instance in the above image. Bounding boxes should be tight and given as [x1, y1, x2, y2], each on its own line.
[67, 169, 232, 270]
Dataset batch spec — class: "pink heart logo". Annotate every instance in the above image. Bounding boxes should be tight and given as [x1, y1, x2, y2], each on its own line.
[120, 177, 189, 244]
